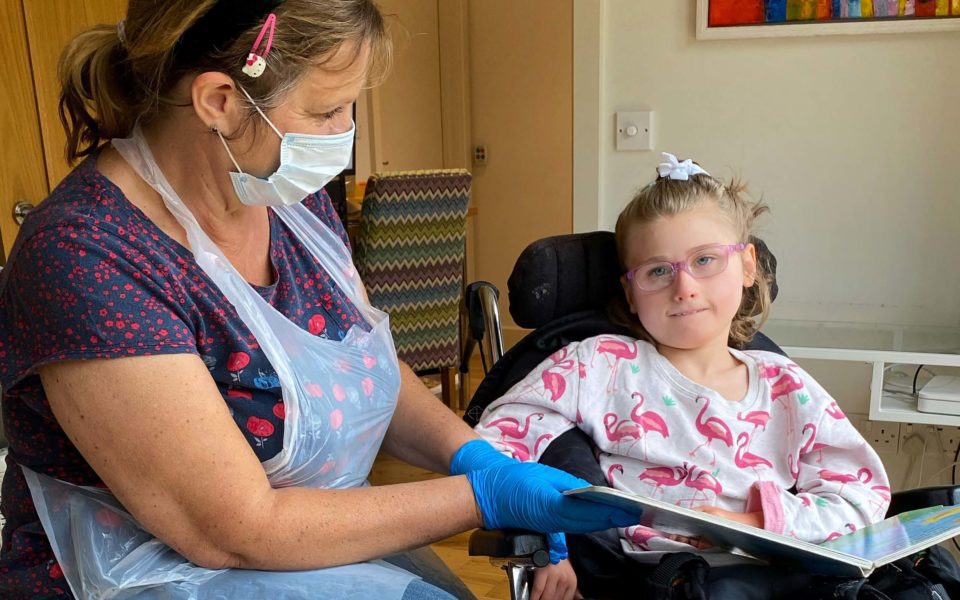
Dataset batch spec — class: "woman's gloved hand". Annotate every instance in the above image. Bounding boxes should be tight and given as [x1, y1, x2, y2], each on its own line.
[465, 461, 641, 562]
[449, 439, 515, 475]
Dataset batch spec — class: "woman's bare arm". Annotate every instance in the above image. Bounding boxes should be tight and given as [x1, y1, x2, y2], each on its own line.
[40, 354, 481, 571]
[378, 361, 479, 474]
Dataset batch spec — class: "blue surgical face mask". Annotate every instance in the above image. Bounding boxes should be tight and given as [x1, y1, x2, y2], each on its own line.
[216, 86, 355, 207]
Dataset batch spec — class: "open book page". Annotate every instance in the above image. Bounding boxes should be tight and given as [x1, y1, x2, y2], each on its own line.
[565, 486, 960, 577]
[820, 505, 960, 564]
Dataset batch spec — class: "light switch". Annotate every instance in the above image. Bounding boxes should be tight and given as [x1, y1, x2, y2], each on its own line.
[616, 111, 653, 151]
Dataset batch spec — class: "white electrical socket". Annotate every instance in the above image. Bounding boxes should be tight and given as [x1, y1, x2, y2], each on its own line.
[848, 413, 900, 453]
[899, 423, 960, 457]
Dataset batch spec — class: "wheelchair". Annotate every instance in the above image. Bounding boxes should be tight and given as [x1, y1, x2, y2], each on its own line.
[458, 231, 960, 600]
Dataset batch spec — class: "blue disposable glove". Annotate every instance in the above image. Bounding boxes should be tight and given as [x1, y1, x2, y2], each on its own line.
[449, 439, 515, 475]
[465, 461, 641, 562]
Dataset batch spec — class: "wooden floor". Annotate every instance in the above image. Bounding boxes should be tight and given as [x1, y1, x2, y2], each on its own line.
[368, 357, 512, 600]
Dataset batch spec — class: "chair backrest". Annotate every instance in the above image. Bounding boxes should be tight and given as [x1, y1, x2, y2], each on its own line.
[354, 169, 472, 372]
[464, 231, 782, 426]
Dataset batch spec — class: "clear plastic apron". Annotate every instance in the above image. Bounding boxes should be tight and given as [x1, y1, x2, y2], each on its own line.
[23, 125, 411, 599]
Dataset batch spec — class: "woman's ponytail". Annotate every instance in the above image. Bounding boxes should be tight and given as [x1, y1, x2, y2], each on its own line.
[58, 26, 135, 163]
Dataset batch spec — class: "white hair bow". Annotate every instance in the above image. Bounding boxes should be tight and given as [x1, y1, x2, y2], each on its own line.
[657, 152, 709, 181]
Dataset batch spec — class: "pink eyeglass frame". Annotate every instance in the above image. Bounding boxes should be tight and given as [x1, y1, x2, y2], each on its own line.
[623, 243, 747, 291]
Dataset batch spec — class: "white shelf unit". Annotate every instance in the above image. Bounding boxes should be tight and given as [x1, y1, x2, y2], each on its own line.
[783, 346, 960, 426]
[762, 320, 960, 426]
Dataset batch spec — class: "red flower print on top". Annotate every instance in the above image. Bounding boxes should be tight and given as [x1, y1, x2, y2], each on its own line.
[227, 387, 253, 400]
[273, 402, 285, 419]
[49, 562, 63, 580]
[95, 507, 124, 529]
[247, 416, 275, 437]
[308, 314, 326, 335]
[246, 416, 276, 447]
[227, 351, 250, 372]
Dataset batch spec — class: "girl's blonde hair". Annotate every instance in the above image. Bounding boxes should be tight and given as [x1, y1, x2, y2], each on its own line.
[610, 167, 772, 347]
[59, 0, 391, 163]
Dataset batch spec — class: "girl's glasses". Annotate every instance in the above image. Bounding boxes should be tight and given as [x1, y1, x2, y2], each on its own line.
[624, 243, 746, 293]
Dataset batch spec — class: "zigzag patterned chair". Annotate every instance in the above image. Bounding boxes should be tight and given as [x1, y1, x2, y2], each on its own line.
[354, 169, 472, 410]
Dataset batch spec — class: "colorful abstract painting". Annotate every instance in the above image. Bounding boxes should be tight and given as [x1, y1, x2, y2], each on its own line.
[707, 0, 959, 25]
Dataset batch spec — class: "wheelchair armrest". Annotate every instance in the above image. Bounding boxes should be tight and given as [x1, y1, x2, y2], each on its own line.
[468, 529, 550, 568]
[887, 485, 960, 518]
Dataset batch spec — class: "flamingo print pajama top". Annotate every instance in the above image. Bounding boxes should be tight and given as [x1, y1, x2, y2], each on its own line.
[475, 335, 890, 563]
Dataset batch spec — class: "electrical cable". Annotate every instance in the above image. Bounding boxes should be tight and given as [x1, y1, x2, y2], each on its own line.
[912, 364, 925, 395]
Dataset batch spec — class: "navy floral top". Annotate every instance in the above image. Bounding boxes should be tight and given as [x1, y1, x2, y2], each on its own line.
[0, 153, 364, 598]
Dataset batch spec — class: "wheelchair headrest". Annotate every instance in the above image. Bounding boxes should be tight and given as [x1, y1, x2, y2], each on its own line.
[507, 231, 778, 330]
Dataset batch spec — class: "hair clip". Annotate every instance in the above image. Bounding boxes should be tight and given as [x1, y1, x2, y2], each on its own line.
[242, 13, 277, 78]
[657, 152, 709, 181]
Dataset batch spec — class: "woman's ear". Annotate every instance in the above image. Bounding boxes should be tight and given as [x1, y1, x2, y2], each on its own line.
[190, 72, 243, 133]
[742, 243, 758, 288]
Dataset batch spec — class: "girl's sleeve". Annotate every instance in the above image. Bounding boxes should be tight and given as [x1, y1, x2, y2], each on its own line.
[474, 342, 585, 462]
[748, 373, 891, 543]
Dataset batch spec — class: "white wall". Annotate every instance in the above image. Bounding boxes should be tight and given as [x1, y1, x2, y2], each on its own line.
[591, 1, 960, 328]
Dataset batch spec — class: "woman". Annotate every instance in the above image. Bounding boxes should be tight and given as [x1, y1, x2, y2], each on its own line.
[0, 1, 635, 598]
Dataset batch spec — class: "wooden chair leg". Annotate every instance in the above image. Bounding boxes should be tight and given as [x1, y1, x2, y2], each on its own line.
[441, 367, 458, 411]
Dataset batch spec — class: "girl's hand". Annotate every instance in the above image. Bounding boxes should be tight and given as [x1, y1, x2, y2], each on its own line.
[664, 533, 713, 549]
[695, 506, 764, 529]
[532, 559, 582, 600]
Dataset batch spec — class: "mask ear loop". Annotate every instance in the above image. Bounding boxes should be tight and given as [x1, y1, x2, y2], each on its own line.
[242, 13, 277, 78]
[214, 127, 246, 175]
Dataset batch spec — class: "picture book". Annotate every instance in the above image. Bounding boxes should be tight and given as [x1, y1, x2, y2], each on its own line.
[565, 486, 960, 577]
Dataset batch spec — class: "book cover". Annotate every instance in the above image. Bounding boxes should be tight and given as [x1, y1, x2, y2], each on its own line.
[565, 486, 960, 577]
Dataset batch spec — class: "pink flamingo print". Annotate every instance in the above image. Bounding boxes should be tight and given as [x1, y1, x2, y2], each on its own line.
[607, 463, 624, 486]
[625, 525, 662, 548]
[681, 463, 723, 508]
[818, 467, 872, 494]
[823, 523, 858, 542]
[737, 410, 770, 435]
[689, 396, 733, 466]
[534, 433, 554, 455]
[487, 413, 544, 440]
[770, 372, 804, 402]
[603, 412, 641, 447]
[627, 392, 670, 460]
[825, 402, 845, 420]
[788, 454, 800, 480]
[638, 465, 688, 497]
[541, 370, 566, 401]
[499, 439, 531, 461]
[734, 432, 773, 477]
[800, 423, 829, 464]
[759, 362, 799, 380]
[769, 372, 803, 434]
[870, 484, 891, 519]
[591, 337, 639, 392]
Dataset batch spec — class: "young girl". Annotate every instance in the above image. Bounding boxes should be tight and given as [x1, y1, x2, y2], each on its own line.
[474, 154, 890, 600]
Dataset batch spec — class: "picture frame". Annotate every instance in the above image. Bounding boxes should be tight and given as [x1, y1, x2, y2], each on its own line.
[696, 0, 960, 39]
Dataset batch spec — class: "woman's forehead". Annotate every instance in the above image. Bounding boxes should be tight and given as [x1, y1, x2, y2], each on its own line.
[292, 42, 371, 105]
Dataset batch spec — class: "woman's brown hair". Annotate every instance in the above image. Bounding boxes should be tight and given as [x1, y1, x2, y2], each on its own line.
[58, 0, 392, 162]
[610, 167, 772, 347]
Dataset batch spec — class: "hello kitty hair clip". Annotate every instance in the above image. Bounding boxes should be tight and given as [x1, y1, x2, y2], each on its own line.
[657, 152, 709, 181]
[242, 13, 277, 78]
